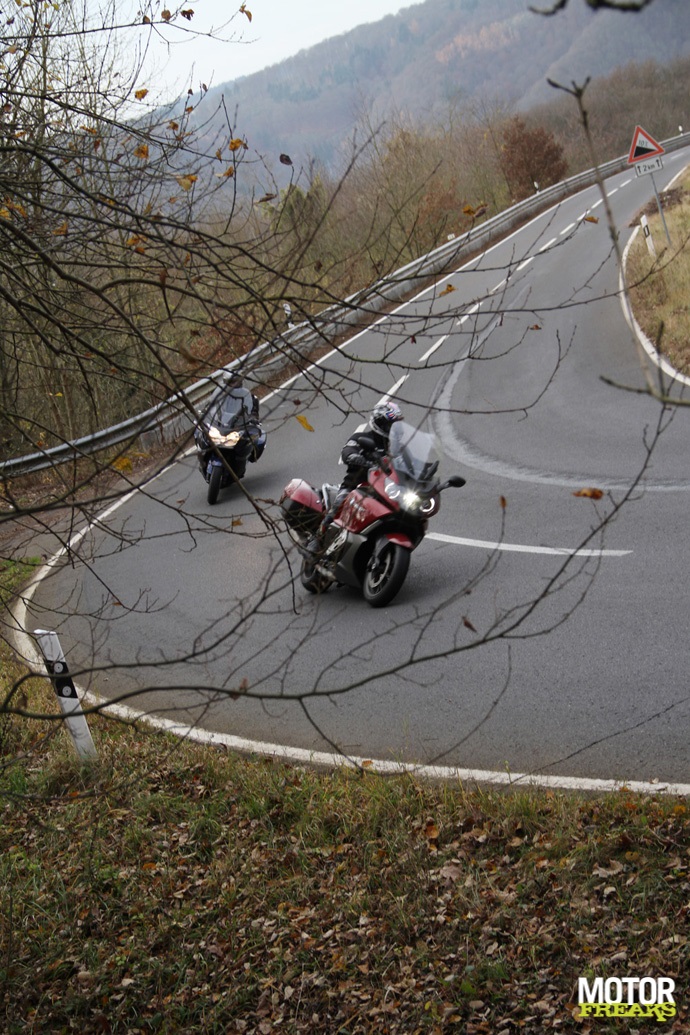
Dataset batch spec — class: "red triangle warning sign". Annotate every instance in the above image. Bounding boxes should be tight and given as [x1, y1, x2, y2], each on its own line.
[628, 125, 665, 164]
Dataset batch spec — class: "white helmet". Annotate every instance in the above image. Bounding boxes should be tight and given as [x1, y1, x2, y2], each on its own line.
[369, 401, 403, 438]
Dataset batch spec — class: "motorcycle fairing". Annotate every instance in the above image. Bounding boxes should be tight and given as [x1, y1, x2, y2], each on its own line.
[336, 486, 390, 533]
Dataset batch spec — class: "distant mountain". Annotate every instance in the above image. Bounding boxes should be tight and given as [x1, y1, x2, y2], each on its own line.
[194, 0, 690, 170]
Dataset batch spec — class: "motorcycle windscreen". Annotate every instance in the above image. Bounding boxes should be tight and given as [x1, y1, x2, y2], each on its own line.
[388, 422, 441, 489]
[206, 387, 253, 428]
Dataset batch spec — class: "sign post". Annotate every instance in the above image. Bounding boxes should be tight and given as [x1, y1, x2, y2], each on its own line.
[627, 126, 670, 245]
[34, 629, 98, 761]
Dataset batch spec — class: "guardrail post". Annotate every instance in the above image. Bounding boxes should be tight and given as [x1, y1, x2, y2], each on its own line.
[33, 629, 98, 761]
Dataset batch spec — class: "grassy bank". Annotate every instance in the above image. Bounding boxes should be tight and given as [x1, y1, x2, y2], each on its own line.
[626, 168, 690, 375]
[1, 729, 689, 1034]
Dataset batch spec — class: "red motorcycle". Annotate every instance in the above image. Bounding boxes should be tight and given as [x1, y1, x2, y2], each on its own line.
[280, 421, 465, 607]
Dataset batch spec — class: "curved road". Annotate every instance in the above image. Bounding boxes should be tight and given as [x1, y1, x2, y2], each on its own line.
[21, 149, 690, 788]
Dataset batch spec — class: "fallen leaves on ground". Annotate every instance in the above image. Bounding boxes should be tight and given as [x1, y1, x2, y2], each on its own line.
[2, 724, 689, 1034]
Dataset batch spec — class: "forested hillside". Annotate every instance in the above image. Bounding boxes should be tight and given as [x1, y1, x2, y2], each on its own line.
[199, 0, 690, 169]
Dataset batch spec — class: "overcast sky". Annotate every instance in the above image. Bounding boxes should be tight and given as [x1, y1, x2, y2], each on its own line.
[144, 0, 414, 101]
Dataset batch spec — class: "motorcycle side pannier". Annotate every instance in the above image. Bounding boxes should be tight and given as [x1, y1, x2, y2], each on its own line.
[280, 479, 322, 536]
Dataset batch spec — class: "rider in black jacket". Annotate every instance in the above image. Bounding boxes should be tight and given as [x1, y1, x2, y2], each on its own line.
[307, 401, 403, 553]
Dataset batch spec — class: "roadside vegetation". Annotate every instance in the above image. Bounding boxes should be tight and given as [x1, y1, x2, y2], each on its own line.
[626, 168, 690, 376]
[1, 560, 689, 1034]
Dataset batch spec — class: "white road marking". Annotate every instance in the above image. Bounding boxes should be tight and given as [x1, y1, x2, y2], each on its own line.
[457, 302, 480, 324]
[378, 375, 409, 404]
[427, 531, 631, 558]
[538, 237, 558, 252]
[20, 677, 689, 797]
[419, 335, 448, 362]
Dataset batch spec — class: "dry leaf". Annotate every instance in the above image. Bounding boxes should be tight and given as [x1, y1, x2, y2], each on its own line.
[573, 487, 604, 500]
[134, 88, 148, 100]
[439, 284, 456, 296]
[229, 138, 246, 152]
[463, 616, 477, 633]
[295, 415, 315, 432]
[133, 143, 149, 160]
[161, 9, 171, 21]
[500, 495, 507, 509]
[176, 174, 198, 192]
[240, 3, 252, 21]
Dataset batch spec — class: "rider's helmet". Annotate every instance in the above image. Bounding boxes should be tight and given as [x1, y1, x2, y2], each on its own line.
[369, 401, 403, 440]
[224, 373, 244, 390]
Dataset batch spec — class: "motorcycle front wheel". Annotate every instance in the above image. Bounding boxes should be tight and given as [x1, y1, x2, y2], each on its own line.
[362, 542, 410, 607]
[207, 464, 223, 505]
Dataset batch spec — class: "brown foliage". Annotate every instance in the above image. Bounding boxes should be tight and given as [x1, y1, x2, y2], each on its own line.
[501, 116, 568, 201]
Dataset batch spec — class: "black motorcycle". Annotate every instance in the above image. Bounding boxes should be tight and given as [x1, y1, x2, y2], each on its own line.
[194, 384, 266, 505]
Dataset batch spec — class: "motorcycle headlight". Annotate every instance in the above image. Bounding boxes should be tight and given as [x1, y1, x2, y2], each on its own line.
[209, 427, 241, 447]
[401, 490, 422, 512]
[384, 478, 401, 500]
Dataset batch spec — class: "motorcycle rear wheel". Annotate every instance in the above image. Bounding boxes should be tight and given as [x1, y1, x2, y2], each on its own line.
[300, 556, 331, 595]
[207, 464, 223, 505]
[362, 542, 410, 607]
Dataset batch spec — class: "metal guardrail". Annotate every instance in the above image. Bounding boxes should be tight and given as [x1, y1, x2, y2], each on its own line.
[3, 133, 690, 479]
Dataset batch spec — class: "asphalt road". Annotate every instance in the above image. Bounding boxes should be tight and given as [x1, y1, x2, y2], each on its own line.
[23, 149, 690, 787]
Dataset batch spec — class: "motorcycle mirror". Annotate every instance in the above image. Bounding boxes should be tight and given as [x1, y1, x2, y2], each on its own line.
[443, 475, 466, 489]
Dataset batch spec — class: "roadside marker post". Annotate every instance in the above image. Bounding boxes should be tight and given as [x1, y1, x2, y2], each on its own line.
[640, 214, 656, 259]
[34, 629, 98, 761]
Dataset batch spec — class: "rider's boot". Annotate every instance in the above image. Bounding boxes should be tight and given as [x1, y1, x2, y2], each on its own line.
[306, 513, 333, 555]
